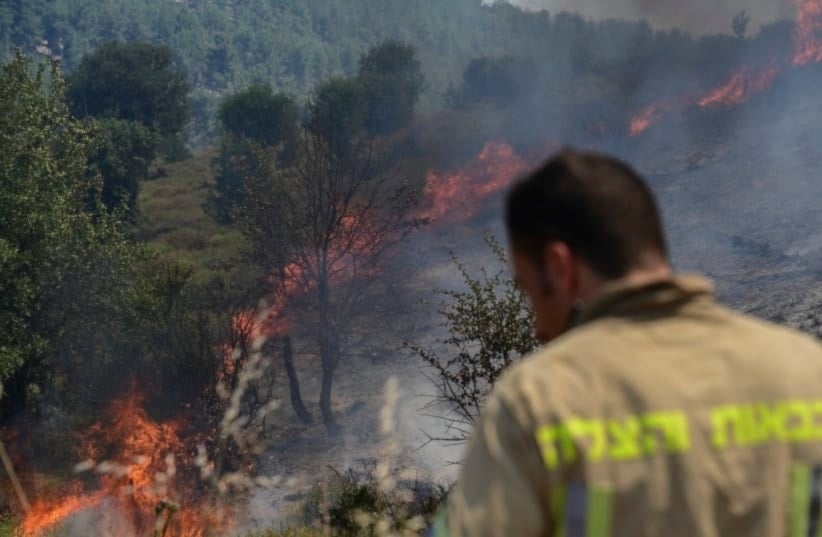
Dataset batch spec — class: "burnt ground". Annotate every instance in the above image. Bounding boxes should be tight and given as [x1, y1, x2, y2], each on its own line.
[632, 86, 822, 335]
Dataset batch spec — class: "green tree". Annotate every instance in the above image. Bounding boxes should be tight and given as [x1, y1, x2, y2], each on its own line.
[67, 41, 190, 154]
[408, 235, 536, 443]
[309, 76, 369, 155]
[217, 84, 299, 148]
[357, 40, 425, 136]
[0, 53, 141, 417]
[207, 85, 299, 223]
[88, 118, 157, 220]
[448, 56, 526, 108]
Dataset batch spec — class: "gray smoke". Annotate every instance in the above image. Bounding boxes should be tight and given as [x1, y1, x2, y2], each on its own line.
[505, 0, 794, 35]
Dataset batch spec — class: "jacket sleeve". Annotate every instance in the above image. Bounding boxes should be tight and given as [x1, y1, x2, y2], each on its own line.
[432, 391, 549, 537]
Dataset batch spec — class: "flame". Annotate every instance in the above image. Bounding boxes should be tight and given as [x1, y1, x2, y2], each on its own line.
[416, 142, 531, 222]
[629, 101, 672, 136]
[244, 143, 541, 344]
[235, 210, 388, 345]
[697, 67, 779, 108]
[22, 487, 108, 536]
[793, 0, 822, 65]
[627, 0, 822, 135]
[21, 390, 230, 537]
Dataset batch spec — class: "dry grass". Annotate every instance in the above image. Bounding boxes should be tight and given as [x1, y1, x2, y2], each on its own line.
[137, 147, 258, 288]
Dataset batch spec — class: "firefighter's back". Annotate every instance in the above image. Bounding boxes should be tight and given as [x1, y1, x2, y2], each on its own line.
[502, 278, 822, 536]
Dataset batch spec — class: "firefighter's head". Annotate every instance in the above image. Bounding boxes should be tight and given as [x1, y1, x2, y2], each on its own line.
[505, 148, 671, 343]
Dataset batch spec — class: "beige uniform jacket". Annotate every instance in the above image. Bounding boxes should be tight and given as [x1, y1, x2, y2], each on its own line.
[434, 276, 822, 537]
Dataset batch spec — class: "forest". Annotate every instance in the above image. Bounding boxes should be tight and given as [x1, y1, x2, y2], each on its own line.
[1, 0, 821, 535]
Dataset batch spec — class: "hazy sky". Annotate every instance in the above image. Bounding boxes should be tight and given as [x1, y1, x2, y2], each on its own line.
[507, 0, 795, 35]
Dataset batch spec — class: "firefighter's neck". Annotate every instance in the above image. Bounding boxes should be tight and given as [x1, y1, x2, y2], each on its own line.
[574, 254, 673, 306]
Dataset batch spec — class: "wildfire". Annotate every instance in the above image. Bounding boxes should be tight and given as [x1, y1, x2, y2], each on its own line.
[416, 142, 531, 222]
[21, 390, 229, 537]
[793, 0, 822, 65]
[627, 0, 822, 135]
[697, 67, 779, 108]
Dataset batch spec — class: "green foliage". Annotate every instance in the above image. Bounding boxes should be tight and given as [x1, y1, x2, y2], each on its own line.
[67, 40, 190, 138]
[0, 516, 18, 537]
[357, 40, 425, 136]
[206, 134, 253, 224]
[0, 52, 142, 415]
[309, 77, 369, 156]
[207, 86, 300, 223]
[88, 117, 157, 220]
[218, 85, 299, 148]
[408, 235, 537, 443]
[0, 52, 238, 446]
[0, 0, 796, 148]
[448, 56, 527, 108]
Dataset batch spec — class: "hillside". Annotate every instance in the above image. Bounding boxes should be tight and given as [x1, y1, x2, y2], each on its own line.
[2, 0, 784, 145]
[136, 149, 257, 288]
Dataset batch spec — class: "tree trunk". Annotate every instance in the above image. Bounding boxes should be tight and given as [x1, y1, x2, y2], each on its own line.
[319, 358, 338, 435]
[317, 264, 340, 436]
[282, 335, 313, 425]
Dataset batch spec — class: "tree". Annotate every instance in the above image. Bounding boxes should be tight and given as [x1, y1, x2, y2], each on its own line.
[207, 86, 299, 223]
[237, 109, 419, 434]
[0, 53, 142, 418]
[448, 56, 526, 108]
[67, 41, 190, 157]
[88, 118, 157, 220]
[310, 76, 369, 155]
[217, 85, 299, 149]
[408, 235, 536, 444]
[733, 11, 750, 39]
[357, 40, 425, 136]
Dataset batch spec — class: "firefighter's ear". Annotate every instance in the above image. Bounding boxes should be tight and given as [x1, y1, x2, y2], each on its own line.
[542, 241, 575, 293]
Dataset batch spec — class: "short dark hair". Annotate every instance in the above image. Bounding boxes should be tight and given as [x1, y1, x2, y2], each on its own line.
[505, 148, 668, 279]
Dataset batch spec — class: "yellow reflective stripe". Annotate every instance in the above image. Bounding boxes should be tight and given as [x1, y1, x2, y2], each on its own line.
[790, 464, 811, 537]
[585, 486, 612, 537]
[551, 484, 568, 537]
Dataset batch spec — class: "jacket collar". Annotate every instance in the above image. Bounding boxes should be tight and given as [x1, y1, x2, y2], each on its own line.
[576, 275, 715, 326]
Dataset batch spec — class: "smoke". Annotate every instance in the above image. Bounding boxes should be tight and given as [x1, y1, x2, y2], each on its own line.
[505, 0, 794, 35]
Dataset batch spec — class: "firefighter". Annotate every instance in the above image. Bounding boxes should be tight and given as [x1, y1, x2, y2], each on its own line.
[431, 149, 822, 537]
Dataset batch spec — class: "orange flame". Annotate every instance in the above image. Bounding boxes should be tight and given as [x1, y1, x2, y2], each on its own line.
[246, 144, 541, 344]
[628, 0, 822, 135]
[239, 210, 388, 344]
[629, 101, 672, 136]
[793, 0, 822, 65]
[21, 390, 230, 537]
[697, 67, 779, 108]
[22, 488, 107, 536]
[416, 142, 531, 222]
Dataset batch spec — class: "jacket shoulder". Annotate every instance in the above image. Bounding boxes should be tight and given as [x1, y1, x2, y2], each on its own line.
[492, 330, 601, 424]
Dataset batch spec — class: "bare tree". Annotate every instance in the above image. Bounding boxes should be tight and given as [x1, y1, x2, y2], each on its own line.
[238, 108, 418, 434]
